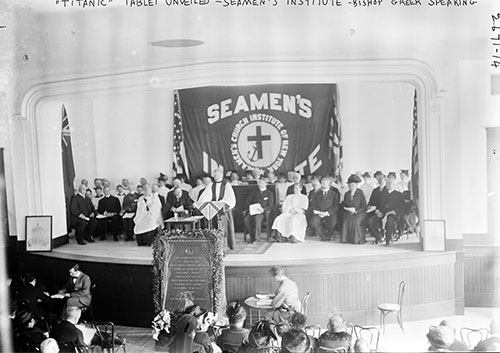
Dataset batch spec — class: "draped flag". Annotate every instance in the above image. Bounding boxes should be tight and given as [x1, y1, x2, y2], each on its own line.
[176, 84, 340, 180]
[172, 90, 187, 177]
[61, 104, 75, 231]
[411, 90, 419, 200]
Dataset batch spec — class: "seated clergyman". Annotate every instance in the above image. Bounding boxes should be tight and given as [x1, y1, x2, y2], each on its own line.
[96, 186, 122, 241]
[243, 177, 275, 243]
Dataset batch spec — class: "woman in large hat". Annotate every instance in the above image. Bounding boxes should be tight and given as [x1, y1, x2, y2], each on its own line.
[341, 174, 367, 244]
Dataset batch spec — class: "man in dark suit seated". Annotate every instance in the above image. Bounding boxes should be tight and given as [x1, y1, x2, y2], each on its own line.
[243, 177, 275, 243]
[286, 172, 307, 196]
[163, 186, 194, 220]
[18, 273, 53, 319]
[51, 306, 86, 353]
[308, 177, 340, 241]
[70, 184, 97, 245]
[368, 172, 403, 246]
[57, 264, 92, 310]
[122, 183, 140, 241]
[96, 186, 122, 241]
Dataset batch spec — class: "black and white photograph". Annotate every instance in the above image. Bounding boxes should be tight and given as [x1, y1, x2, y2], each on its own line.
[0, 0, 499, 352]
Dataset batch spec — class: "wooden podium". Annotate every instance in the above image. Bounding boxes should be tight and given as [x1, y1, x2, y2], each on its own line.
[152, 227, 227, 314]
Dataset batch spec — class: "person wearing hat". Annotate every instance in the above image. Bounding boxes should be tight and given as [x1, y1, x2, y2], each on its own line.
[341, 174, 367, 244]
[216, 302, 249, 353]
[238, 320, 278, 353]
[318, 313, 352, 352]
[427, 326, 454, 351]
[280, 328, 312, 353]
[13, 309, 48, 352]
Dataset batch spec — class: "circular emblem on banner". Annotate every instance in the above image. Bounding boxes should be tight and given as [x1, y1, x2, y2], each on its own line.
[230, 115, 289, 170]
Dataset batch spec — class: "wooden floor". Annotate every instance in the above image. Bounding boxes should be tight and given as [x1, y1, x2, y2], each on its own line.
[114, 307, 500, 353]
[39, 232, 422, 267]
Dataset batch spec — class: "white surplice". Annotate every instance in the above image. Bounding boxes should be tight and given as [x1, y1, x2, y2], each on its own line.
[272, 193, 309, 241]
[133, 194, 163, 234]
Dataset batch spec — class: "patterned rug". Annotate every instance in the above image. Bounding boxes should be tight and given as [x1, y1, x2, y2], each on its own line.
[226, 240, 273, 254]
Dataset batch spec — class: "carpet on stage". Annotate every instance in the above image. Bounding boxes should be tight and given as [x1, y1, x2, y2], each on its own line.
[227, 241, 273, 254]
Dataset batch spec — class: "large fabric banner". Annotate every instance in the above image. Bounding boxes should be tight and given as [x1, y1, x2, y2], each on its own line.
[177, 84, 340, 179]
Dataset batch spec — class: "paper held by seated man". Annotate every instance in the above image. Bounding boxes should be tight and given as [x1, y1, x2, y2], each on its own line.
[249, 203, 264, 216]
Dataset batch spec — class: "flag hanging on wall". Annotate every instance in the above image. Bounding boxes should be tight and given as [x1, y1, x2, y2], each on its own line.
[172, 90, 187, 177]
[176, 84, 341, 180]
[411, 90, 419, 200]
[61, 104, 75, 231]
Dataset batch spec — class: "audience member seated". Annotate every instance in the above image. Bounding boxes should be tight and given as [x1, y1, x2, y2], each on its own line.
[182, 304, 217, 353]
[370, 172, 403, 247]
[18, 273, 53, 319]
[163, 314, 200, 353]
[438, 319, 469, 352]
[359, 172, 374, 204]
[116, 184, 125, 207]
[340, 175, 367, 245]
[238, 320, 278, 353]
[396, 169, 410, 193]
[474, 318, 500, 352]
[280, 328, 312, 353]
[13, 309, 48, 352]
[286, 172, 307, 196]
[91, 186, 104, 212]
[134, 183, 163, 246]
[353, 338, 370, 353]
[40, 338, 60, 353]
[58, 264, 92, 310]
[96, 185, 122, 241]
[308, 177, 340, 241]
[272, 184, 308, 243]
[265, 266, 301, 327]
[164, 186, 194, 220]
[243, 177, 275, 243]
[426, 326, 454, 352]
[50, 306, 86, 353]
[70, 184, 97, 245]
[216, 302, 249, 353]
[289, 312, 318, 351]
[318, 313, 352, 352]
[122, 183, 140, 241]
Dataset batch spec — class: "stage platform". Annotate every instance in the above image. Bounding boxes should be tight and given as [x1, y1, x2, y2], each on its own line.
[20, 233, 463, 328]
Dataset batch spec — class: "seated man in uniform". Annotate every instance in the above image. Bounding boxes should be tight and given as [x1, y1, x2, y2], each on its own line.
[243, 177, 274, 243]
[163, 186, 194, 220]
[96, 186, 122, 241]
[307, 177, 340, 241]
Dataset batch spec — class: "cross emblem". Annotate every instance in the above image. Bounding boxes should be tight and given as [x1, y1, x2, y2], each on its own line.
[247, 125, 271, 161]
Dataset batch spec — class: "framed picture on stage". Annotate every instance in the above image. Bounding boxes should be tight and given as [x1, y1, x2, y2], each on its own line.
[423, 220, 446, 251]
[25, 215, 52, 252]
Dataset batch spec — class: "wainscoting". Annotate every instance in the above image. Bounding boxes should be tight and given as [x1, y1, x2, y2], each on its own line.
[464, 246, 500, 307]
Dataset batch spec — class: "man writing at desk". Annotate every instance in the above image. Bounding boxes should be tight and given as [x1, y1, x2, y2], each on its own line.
[52, 264, 92, 311]
[198, 168, 236, 250]
[163, 186, 194, 220]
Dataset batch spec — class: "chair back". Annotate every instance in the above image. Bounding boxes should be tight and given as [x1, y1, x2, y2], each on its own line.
[220, 341, 243, 353]
[354, 325, 380, 352]
[460, 327, 489, 350]
[318, 346, 348, 353]
[304, 324, 322, 339]
[346, 322, 355, 336]
[301, 291, 311, 315]
[397, 281, 406, 307]
[91, 321, 127, 353]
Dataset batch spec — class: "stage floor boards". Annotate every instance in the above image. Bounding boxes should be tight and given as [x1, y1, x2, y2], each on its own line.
[41, 232, 422, 267]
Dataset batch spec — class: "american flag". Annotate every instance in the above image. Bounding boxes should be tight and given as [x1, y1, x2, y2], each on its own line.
[411, 90, 419, 200]
[328, 87, 343, 180]
[61, 104, 75, 232]
[173, 90, 188, 177]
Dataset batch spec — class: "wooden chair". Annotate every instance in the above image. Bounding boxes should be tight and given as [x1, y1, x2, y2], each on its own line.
[301, 291, 311, 316]
[318, 346, 348, 353]
[460, 327, 489, 350]
[89, 321, 126, 353]
[305, 324, 322, 339]
[354, 325, 381, 352]
[378, 281, 406, 334]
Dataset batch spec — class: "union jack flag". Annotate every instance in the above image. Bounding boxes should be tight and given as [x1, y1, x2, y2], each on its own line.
[61, 104, 75, 231]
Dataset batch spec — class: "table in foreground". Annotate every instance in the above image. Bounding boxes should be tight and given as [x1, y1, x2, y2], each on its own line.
[244, 296, 274, 325]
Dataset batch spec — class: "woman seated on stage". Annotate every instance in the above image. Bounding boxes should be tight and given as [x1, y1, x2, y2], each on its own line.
[216, 302, 248, 353]
[237, 320, 277, 353]
[340, 174, 367, 244]
[272, 184, 309, 243]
